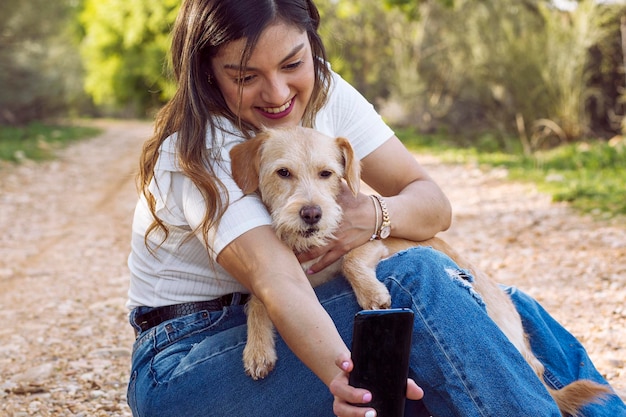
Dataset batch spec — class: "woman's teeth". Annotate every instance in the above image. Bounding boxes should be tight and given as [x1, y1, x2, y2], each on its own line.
[262, 100, 291, 114]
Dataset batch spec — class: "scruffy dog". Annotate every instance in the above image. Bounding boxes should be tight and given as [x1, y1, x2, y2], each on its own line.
[230, 126, 610, 415]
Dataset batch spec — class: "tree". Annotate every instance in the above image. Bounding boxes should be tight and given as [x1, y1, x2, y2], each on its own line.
[0, 0, 84, 124]
[374, 0, 625, 145]
[79, 0, 179, 117]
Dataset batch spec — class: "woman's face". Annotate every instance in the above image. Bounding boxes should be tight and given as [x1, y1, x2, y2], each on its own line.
[212, 22, 316, 129]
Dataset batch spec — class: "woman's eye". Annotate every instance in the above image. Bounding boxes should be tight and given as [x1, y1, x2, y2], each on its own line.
[277, 168, 290, 178]
[284, 61, 303, 71]
[235, 74, 256, 85]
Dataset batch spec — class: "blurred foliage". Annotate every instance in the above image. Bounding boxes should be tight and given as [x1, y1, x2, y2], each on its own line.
[2, 0, 624, 216]
[319, 0, 624, 148]
[317, 0, 398, 101]
[0, 0, 87, 124]
[79, 0, 180, 117]
[382, 0, 455, 20]
[0, 123, 101, 162]
[339, 0, 625, 149]
[397, 128, 626, 217]
[2, 0, 625, 148]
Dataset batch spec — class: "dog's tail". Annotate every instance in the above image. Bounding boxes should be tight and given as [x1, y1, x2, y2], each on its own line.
[548, 379, 612, 417]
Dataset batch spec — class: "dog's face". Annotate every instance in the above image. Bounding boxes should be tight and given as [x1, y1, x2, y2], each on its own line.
[230, 126, 360, 252]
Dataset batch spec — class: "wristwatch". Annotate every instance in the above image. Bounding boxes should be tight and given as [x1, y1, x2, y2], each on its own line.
[372, 194, 391, 240]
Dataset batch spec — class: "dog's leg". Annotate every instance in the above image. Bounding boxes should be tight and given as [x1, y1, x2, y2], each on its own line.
[342, 240, 391, 310]
[243, 296, 277, 380]
[424, 238, 612, 414]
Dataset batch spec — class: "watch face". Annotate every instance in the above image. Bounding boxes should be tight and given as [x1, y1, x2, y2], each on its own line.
[380, 226, 391, 239]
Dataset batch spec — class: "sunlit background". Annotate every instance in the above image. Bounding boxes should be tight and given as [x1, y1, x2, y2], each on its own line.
[1, 0, 626, 215]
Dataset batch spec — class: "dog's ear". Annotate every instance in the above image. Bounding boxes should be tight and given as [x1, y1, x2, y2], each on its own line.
[229, 132, 268, 194]
[335, 136, 361, 196]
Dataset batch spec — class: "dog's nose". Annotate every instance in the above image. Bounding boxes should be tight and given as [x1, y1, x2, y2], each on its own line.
[300, 205, 322, 225]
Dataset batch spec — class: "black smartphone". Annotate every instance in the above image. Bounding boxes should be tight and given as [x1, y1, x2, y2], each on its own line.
[349, 308, 414, 417]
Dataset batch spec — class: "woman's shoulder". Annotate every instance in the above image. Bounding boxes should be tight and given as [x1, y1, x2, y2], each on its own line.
[321, 69, 374, 118]
[326, 70, 358, 101]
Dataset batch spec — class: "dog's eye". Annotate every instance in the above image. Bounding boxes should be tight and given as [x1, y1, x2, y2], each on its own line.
[319, 170, 332, 179]
[277, 168, 291, 178]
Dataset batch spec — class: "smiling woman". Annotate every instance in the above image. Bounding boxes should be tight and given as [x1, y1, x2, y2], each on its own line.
[124, 0, 626, 416]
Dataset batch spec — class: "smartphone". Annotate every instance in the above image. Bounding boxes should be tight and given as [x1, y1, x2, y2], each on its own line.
[349, 308, 414, 417]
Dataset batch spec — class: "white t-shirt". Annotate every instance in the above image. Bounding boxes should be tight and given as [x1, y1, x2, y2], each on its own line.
[127, 71, 394, 308]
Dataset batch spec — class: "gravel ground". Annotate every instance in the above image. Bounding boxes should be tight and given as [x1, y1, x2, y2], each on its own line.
[0, 120, 623, 416]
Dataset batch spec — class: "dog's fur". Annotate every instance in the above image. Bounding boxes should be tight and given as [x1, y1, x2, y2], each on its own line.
[230, 126, 610, 415]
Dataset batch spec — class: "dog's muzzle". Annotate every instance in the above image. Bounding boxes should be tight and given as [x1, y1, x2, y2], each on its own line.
[300, 227, 319, 238]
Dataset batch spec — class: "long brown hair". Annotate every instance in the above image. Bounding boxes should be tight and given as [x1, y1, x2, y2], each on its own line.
[139, 0, 332, 254]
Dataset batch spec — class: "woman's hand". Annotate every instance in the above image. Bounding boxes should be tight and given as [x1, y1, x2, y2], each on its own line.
[296, 184, 374, 273]
[329, 354, 424, 417]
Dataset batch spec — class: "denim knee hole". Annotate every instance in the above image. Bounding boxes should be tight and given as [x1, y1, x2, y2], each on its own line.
[444, 268, 485, 308]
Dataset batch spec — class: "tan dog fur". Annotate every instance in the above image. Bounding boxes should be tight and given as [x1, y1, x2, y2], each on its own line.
[230, 126, 610, 415]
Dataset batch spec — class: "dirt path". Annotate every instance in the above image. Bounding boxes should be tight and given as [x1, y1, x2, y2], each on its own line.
[0, 120, 623, 416]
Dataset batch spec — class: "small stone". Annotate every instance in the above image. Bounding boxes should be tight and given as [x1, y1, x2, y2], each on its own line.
[11, 362, 55, 384]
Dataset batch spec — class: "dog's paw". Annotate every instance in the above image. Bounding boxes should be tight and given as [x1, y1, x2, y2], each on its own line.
[369, 289, 392, 310]
[243, 344, 277, 380]
[356, 281, 392, 310]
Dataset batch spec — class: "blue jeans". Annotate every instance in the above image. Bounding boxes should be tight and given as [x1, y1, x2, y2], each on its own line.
[127, 247, 625, 416]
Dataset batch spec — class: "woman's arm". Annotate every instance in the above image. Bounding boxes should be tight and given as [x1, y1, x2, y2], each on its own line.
[217, 225, 351, 386]
[361, 135, 451, 240]
[219, 225, 405, 415]
[301, 135, 452, 273]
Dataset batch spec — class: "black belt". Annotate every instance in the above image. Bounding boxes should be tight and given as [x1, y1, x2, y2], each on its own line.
[134, 293, 250, 333]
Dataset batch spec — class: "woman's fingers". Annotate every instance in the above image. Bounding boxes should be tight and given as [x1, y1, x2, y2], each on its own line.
[406, 378, 424, 400]
[330, 356, 377, 416]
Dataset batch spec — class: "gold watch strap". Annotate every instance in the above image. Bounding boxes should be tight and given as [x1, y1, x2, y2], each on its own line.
[371, 194, 391, 239]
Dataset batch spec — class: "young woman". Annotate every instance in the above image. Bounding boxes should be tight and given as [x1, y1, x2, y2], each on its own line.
[126, 1, 625, 416]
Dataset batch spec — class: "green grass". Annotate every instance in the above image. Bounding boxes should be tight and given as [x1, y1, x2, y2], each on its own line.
[0, 122, 102, 163]
[396, 128, 626, 218]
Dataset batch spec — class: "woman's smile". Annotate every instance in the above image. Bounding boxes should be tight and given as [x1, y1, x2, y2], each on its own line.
[257, 97, 295, 119]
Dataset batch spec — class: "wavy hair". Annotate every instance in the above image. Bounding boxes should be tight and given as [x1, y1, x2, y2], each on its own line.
[138, 0, 331, 254]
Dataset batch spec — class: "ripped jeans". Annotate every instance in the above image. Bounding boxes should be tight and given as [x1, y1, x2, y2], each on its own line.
[127, 247, 626, 417]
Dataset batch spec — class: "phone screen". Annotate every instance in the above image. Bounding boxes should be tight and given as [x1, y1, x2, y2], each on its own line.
[349, 309, 414, 417]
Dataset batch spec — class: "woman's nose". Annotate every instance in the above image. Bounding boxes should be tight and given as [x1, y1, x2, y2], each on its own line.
[260, 74, 290, 105]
